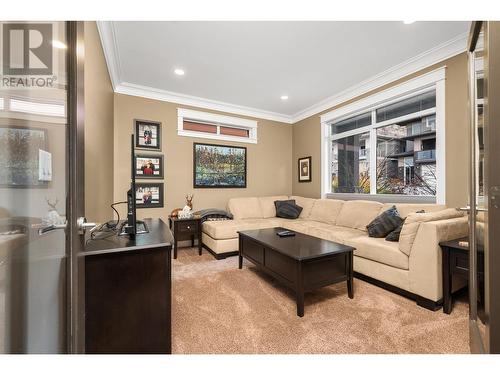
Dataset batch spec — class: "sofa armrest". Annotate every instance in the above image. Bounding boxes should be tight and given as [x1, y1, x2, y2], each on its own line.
[408, 216, 468, 301]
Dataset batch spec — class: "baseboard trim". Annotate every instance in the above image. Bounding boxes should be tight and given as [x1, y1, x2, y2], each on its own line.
[353, 271, 442, 311]
[202, 244, 239, 260]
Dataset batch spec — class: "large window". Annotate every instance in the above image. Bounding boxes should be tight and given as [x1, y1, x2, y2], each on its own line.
[321, 69, 445, 203]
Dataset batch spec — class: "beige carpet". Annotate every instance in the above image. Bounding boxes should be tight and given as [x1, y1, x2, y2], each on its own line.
[172, 247, 470, 354]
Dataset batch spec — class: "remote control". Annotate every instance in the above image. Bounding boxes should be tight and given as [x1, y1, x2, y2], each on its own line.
[277, 230, 295, 237]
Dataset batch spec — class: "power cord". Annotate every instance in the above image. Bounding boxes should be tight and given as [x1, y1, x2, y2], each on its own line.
[86, 201, 127, 244]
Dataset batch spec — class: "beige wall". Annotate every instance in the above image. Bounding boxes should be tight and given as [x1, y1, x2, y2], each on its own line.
[113, 94, 293, 219]
[292, 53, 469, 208]
[84, 22, 115, 222]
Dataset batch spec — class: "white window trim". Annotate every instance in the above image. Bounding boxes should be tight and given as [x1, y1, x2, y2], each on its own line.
[320, 67, 446, 204]
[177, 108, 258, 144]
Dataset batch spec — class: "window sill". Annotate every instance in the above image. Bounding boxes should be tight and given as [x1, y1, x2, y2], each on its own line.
[324, 193, 436, 204]
[177, 129, 258, 144]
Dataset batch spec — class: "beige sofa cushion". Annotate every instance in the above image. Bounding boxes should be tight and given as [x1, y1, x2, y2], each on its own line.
[227, 197, 263, 219]
[399, 208, 465, 256]
[336, 200, 384, 231]
[349, 236, 409, 270]
[290, 196, 316, 219]
[258, 195, 289, 218]
[381, 203, 446, 218]
[306, 224, 365, 244]
[308, 199, 344, 224]
[203, 218, 282, 240]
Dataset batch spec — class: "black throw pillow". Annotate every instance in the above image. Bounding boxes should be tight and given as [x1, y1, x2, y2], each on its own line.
[385, 210, 425, 242]
[274, 200, 303, 219]
[366, 205, 404, 238]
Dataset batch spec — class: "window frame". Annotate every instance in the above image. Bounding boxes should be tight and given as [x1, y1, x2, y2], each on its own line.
[177, 108, 258, 144]
[320, 67, 446, 204]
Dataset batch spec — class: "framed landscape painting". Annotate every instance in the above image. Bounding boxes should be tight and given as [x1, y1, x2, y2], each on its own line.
[0, 125, 49, 187]
[193, 143, 247, 188]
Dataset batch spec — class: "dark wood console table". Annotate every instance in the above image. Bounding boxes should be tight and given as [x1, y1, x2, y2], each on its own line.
[83, 218, 173, 353]
[168, 216, 202, 259]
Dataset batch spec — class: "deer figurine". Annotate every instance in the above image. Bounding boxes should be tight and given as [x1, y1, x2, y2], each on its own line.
[44, 197, 66, 225]
[186, 194, 194, 210]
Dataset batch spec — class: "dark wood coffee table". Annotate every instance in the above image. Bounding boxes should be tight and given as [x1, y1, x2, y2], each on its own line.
[238, 227, 355, 317]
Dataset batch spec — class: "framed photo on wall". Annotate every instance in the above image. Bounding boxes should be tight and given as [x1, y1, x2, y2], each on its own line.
[298, 156, 312, 183]
[134, 154, 164, 179]
[134, 119, 161, 151]
[193, 142, 247, 188]
[135, 182, 164, 208]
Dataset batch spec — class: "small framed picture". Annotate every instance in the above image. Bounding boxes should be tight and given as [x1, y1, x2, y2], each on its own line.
[135, 154, 164, 179]
[135, 183, 164, 208]
[298, 156, 312, 183]
[134, 119, 161, 151]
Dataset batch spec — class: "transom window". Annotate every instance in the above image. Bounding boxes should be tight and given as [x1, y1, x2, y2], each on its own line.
[321, 69, 445, 203]
[177, 108, 258, 144]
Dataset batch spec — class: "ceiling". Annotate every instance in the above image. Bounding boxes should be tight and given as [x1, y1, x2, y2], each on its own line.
[99, 21, 470, 123]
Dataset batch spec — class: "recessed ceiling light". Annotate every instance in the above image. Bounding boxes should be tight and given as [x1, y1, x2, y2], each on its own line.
[174, 68, 185, 76]
[403, 20, 416, 25]
[280, 95, 289, 100]
[52, 40, 67, 49]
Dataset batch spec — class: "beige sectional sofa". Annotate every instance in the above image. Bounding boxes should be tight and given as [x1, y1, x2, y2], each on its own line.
[201, 196, 468, 309]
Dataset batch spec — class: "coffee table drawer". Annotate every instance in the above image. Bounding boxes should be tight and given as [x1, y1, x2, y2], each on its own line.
[265, 250, 296, 283]
[241, 237, 264, 265]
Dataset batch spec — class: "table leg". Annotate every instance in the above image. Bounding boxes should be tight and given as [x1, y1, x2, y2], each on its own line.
[238, 236, 243, 269]
[296, 292, 304, 317]
[296, 262, 304, 317]
[442, 248, 452, 314]
[347, 251, 354, 299]
[173, 240, 178, 260]
[198, 225, 202, 256]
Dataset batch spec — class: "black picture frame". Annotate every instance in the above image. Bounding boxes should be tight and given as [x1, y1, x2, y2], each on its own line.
[298, 156, 312, 183]
[134, 119, 161, 151]
[135, 182, 164, 208]
[0, 125, 49, 188]
[193, 142, 247, 188]
[134, 154, 164, 179]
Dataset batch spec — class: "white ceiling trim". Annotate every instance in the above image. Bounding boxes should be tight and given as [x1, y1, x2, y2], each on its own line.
[290, 31, 468, 123]
[97, 21, 467, 125]
[96, 21, 122, 91]
[115, 82, 293, 123]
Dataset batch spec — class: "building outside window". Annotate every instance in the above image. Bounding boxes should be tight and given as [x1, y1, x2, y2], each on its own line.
[321, 69, 445, 203]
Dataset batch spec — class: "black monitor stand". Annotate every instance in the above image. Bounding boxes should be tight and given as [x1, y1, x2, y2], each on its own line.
[118, 134, 149, 237]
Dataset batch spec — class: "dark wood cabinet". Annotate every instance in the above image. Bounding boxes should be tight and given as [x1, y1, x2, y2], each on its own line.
[83, 219, 173, 353]
[440, 238, 484, 315]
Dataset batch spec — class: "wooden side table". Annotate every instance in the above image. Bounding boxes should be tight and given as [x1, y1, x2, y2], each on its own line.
[440, 237, 484, 314]
[168, 216, 202, 259]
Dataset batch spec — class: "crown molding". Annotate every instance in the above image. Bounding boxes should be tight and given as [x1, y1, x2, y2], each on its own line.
[115, 82, 293, 123]
[96, 21, 122, 91]
[290, 31, 468, 124]
[97, 20, 467, 126]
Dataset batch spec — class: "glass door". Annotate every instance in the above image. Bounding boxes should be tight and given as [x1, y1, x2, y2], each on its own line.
[466, 20, 500, 354]
[468, 20, 486, 355]
[0, 21, 83, 353]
